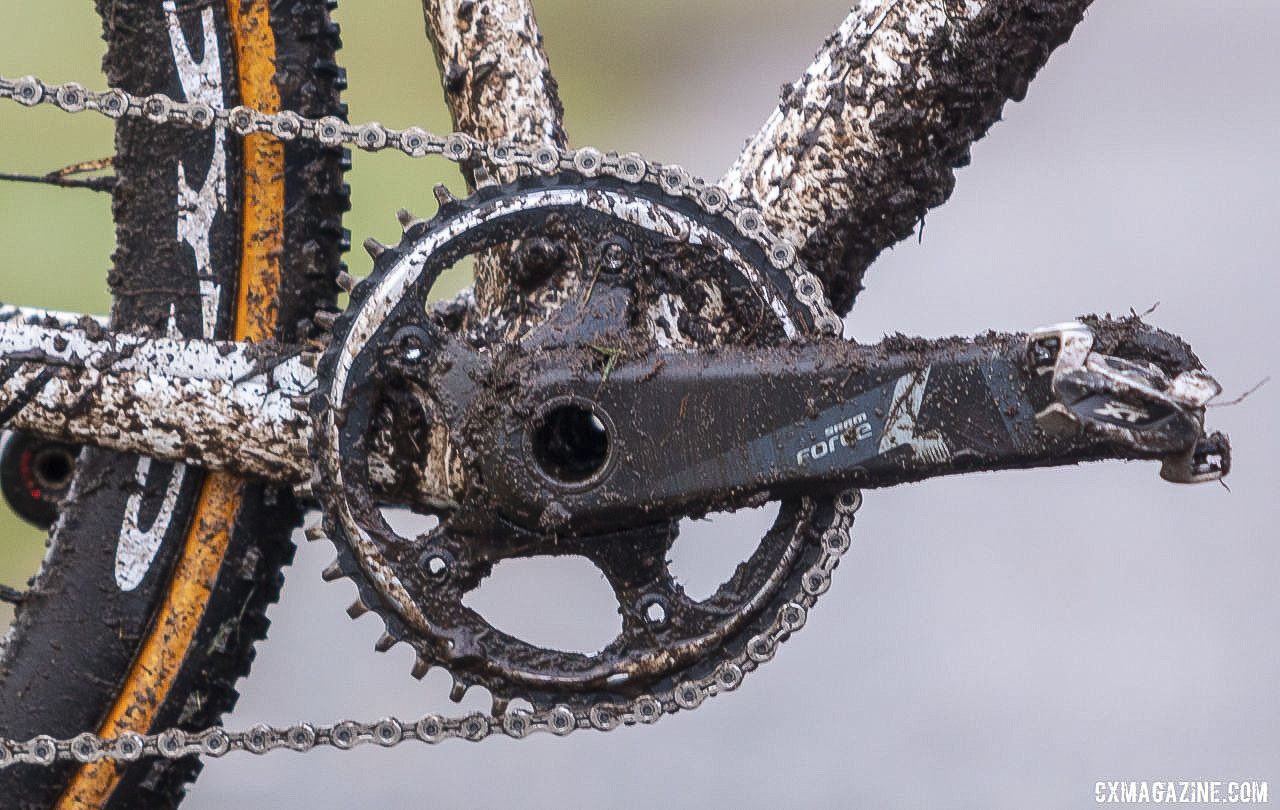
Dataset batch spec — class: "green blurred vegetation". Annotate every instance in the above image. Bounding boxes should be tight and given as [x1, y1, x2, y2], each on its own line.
[0, 0, 813, 622]
[0, 4, 115, 624]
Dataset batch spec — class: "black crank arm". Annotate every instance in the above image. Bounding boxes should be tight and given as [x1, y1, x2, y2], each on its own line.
[479, 318, 1228, 533]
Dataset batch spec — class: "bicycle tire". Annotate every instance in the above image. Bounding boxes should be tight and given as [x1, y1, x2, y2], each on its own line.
[0, 1, 347, 807]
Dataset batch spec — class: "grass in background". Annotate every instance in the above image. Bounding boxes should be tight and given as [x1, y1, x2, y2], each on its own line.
[0, 4, 113, 624]
[0, 0, 789, 624]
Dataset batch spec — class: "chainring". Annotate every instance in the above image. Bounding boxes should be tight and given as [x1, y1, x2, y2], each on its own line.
[311, 171, 849, 715]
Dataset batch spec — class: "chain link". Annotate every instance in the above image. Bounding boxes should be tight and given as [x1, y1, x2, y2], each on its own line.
[0, 72, 852, 765]
[0, 490, 860, 766]
[0, 72, 843, 334]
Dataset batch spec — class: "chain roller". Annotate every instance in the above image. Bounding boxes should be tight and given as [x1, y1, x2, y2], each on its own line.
[0, 71, 855, 765]
[0, 487, 859, 766]
[0, 72, 842, 335]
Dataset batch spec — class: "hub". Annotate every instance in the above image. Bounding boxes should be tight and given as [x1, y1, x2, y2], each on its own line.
[0, 431, 78, 529]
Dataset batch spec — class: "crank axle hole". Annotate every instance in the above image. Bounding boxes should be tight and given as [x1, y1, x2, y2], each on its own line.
[532, 403, 611, 485]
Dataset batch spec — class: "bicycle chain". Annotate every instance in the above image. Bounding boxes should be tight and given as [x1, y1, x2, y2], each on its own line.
[0, 72, 842, 335]
[0, 72, 856, 766]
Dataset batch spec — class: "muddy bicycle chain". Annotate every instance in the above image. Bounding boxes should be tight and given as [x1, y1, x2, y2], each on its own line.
[0, 72, 855, 766]
[0, 492, 860, 767]
[0, 72, 842, 335]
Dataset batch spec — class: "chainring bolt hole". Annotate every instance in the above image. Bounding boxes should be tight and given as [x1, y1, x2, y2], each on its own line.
[419, 550, 452, 578]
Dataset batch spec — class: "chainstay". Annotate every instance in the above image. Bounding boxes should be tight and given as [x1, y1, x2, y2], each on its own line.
[0, 72, 841, 334]
[0, 492, 861, 766]
[0, 70, 852, 765]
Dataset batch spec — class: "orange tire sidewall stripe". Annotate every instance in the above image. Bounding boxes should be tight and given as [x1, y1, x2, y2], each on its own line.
[59, 2, 284, 806]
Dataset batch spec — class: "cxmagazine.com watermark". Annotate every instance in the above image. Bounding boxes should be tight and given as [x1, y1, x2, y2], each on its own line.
[1096, 781, 1269, 804]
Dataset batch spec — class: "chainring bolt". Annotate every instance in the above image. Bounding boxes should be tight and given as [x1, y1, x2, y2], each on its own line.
[600, 237, 630, 271]
[419, 550, 452, 578]
[641, 598, 668, 625]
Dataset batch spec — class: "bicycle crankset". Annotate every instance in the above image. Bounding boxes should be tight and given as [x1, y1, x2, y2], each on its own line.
[302, 171, 1228, 714]
[0, 171, 1230, 725]
[310, 171, 846, 713]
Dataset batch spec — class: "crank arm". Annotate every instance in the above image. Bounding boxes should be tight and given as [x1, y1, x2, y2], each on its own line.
[479, 318, 1229, 533]
[0, 305, 1231, 538]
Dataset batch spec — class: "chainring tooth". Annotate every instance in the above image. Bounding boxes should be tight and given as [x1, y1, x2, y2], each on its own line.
[310, 171, 845, 719]
[0, 69, 860, 765]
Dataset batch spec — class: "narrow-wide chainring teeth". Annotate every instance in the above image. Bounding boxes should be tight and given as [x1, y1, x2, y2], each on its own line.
[310, 171, 845, 715]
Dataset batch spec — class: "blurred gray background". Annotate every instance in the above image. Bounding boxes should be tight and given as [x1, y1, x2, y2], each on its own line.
[3, 1, 1278, 807]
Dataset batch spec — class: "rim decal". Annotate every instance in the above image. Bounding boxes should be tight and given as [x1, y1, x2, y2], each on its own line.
[61, 1, 284, 805]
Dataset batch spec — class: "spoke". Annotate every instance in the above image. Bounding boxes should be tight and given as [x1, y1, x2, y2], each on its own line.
[0, 155, 115, 192]
[0, 584, 27, 605]
[722, 0, 1095, 314]
[419, 0, 569, 316]
[0, 171, 114, 192]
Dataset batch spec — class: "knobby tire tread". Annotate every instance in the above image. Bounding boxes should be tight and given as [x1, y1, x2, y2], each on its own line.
[0, 1, 346, 807]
